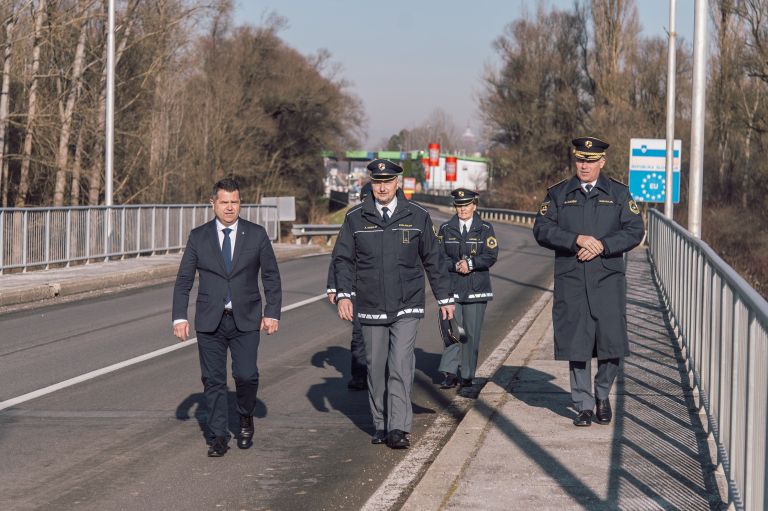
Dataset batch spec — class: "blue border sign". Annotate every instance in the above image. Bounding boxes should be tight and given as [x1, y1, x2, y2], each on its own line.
[628, 138, 681, 203]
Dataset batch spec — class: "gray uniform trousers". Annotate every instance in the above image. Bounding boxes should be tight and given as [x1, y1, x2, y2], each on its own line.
[569, 358, 621, 412]
[362, 317, 419, 432]
[438, 302, 487, 380]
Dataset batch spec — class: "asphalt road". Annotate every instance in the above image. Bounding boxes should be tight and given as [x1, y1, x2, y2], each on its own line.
[0, 210, 553, 511]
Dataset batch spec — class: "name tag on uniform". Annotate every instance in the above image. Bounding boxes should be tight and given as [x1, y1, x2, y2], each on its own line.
[563, 199, 579, 205]
[598, 199, 615, 204]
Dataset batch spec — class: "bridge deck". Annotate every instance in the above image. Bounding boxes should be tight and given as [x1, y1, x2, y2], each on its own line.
[404, 249, 724, 511]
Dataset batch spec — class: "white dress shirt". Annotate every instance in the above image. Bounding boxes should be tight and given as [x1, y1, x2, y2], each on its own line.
[376, 197, 397, 218]
[216, 219, 238, 310]
[581, 180, 597, 193]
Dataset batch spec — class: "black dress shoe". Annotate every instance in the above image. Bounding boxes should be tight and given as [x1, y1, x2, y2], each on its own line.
[439, 373, 458, 389]
[371, 430, 387, 444]
[347, 377, 367, 391]
[238, 415, 254, 449]
[386, 429, 410, 449]
[459, 378, 473, 388]
[207, 436, 229, 457]
[573, 410, 593, 427]
[595, 399, 612, 424]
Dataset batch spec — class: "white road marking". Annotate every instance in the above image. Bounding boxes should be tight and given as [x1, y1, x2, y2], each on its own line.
[0, 293, 328, 412]
[360, 289, 553, 511]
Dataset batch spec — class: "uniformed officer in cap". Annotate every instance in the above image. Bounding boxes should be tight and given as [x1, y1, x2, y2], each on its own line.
[533, 137, 644, 427]
[436, 188, 498, 391]
[326, 182, 373, 390]
[332, 159, 455, 449]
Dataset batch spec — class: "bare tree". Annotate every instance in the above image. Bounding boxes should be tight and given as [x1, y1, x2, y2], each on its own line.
[52, 0, 92, 206]
[15, 0, 46, 207]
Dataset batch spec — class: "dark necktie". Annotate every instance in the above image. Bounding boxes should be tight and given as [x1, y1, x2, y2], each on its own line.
[382, 207, 390, 223]
[222, 228, 232, 272]
[222, 227, 232, 305]
[462, 224, 468, 237]
[585, 184, 593, 194]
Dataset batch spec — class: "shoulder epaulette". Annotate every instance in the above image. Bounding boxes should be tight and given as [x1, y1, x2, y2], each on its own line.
[547, 178, 567, 190]
[610, 177, 629, 187]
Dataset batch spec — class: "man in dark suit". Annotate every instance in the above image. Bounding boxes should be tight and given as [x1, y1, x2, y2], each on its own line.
[172, 178, 282, 457]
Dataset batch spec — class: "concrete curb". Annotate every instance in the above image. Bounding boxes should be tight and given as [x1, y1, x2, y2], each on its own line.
[401, 297, 554, 511]
[0, 245, 324, 308]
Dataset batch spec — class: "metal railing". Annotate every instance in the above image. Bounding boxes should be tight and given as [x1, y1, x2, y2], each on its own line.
[647, 208, 768, 510]
[291, 224, 341, 245]
[478, 207, 536, 225]
[0, 204, 278, 274]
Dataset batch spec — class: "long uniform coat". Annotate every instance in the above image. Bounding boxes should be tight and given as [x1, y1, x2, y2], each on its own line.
[438, 212, 498, 303]
[533, 174, 644, 361]
[332, 197, 454, 325]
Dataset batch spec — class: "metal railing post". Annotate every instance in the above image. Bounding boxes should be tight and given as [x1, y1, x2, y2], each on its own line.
[44, 210, 51, 269]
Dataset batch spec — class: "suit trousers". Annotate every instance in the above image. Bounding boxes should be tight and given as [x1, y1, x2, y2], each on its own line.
[362, 317, 419, 432]
[569, 358, 620, 412]
[438, 302, 487, 380]
[350, 299, 367, 379]
[197, 313, 260, 440]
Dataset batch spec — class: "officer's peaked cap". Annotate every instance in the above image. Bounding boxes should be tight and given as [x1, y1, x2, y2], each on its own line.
[451, 188, 479, 206]
[367, 159, 403, 181]
[572, 136, 609, 162]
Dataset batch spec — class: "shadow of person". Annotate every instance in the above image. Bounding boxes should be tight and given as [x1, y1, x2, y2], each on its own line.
[176, 391, 267, 444]
[414, 346, 445, 386]
[307, 346, 371, 434]
[498, 365, 573, 420]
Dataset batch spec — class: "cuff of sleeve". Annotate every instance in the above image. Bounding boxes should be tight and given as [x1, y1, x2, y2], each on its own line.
[437, 297, 455, 305]
[600, 239, 610, 256]
[468, 258, 474, 271]
[173, 319, 188, 326]
[326, 288, 337, 294]
[337, 292, 355, 299]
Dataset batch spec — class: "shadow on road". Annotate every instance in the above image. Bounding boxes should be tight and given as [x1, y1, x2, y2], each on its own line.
[175, 391, 267, 443]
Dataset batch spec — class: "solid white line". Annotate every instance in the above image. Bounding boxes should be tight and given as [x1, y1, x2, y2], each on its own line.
[360, 288, 554, 511]
[0, 293, 329, 412]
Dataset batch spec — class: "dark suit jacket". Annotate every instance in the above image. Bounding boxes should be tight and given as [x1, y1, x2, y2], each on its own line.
[172, 218, 282, 333]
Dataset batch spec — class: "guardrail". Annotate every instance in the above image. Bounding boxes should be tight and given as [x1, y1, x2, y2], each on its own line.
[647, 208, 768, 511]
[477, 207, 537, 225]
[292, 224, 341, 245]
[0, 204, 278, 274]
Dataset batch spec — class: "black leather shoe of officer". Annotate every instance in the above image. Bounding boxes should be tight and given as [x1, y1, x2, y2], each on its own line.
[387, 429, 410, 449]
[573, 410, 593, 427]
[595, 399, 612, 425]
[459, 378, 473, 388]
[371, 430, 387, 445]
[439, 372, 458, 389]
[207, 436, 229, 457]
[238, 415, 254, 449]
[347, 377, 367, 391]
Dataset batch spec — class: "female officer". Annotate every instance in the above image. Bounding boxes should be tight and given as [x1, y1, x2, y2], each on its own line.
[437, 188, 499, 390]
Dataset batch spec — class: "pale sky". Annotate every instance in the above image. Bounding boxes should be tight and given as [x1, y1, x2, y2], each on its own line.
[234, 1, 695, 148]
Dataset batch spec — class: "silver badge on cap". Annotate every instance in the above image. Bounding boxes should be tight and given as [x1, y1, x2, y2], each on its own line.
[378, 162, 386, 170]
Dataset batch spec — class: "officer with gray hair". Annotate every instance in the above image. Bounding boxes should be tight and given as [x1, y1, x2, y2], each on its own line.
[332, 159, 455, 449]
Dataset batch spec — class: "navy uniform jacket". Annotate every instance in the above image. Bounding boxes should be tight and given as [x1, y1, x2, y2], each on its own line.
[533, 174, 644, 361]
[332, 196, 454, 325]
[438, 213, 498, 303]
[172, 218, 282, 333]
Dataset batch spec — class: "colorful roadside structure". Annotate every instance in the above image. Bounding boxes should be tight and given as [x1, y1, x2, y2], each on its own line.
[323, 150, 489, 208]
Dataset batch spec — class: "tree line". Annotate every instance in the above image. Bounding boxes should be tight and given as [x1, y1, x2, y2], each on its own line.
[477, 0, 768, 296]
[0, 0, 364, 221]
